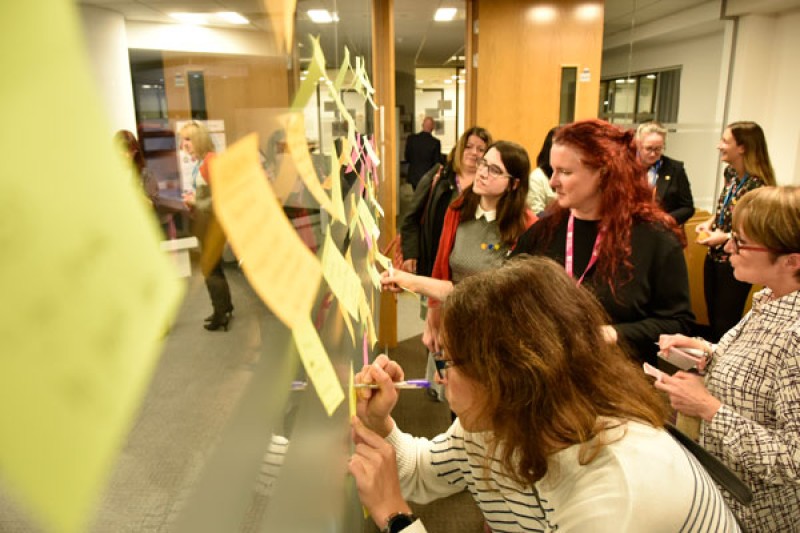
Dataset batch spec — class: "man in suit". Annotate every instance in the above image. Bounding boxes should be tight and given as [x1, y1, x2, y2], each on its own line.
[636, 122, 695, 225]
[404, 116, 441, 190]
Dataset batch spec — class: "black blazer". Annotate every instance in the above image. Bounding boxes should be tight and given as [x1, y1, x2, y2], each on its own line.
[654, 155, 695, 225]
[404, 131, 441, 188]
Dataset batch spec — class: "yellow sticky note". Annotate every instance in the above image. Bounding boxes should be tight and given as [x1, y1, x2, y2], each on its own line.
[291, 35, 326, 111]
[328, 142, 347, 224]
[283, 113, 344, 223]
[358, 293, 378, 348]
[357, 197, 381, 241]
[333, 46, 351, 92]
[210, 133, 322, 329]
[0, 3, 183, 532]
[261, 0, 296, 53]
[292, 319, 345, 416]
[367, 264, 382, 289]
[321, 232, 364, 320]
[374, 250, 392, 271]
[348, 361, 357, 420]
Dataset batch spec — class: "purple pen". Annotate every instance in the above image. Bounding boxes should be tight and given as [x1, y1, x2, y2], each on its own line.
[354, 379, 431, 390]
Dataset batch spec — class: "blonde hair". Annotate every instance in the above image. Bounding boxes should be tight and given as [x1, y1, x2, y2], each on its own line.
[635, 121, 667, 141]
[734, 186, 800, 279]
[179, 122, 215, 159]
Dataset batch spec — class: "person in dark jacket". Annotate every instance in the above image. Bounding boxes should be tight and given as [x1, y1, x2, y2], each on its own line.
[404, 116, 442, 189]
[400, 127, 491, 278]
[635, 122, 695, 225]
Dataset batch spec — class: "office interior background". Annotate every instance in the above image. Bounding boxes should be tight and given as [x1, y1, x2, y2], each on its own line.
[2, 0, 800, 532]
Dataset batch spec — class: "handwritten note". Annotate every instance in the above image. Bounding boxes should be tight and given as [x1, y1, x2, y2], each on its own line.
[0, 2, 183, 532]
[210, 133, 322, 329]
[321, 232, 363, 320]
[293, 319, 345, 416]
[283, 112, 344, 223]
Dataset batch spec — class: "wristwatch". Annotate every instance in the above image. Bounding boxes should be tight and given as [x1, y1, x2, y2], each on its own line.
[382, 511, 417, 533]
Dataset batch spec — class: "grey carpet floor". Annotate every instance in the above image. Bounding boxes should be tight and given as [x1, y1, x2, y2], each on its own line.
[1, 263, 483, 533]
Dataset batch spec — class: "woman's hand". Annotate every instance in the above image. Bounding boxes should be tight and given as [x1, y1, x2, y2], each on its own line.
[600, 325, 618, 344]
[695, 218, 712, 235]
[348, 416, 412, 530]
[422, 307, 441, 353]
[657, 334, 707, 353]
[182, 190, 196, 209]
[401, 259, 417, 274]
[355, 354, 404, 437]
[696, 228, 729, 247]
[381, 269, 416, 294]
[654, 371, 722, 422]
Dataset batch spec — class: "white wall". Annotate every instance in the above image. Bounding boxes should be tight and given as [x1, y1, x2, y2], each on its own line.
[79, 6, 137, 136]
[125, 20, 278, 57]
[729, 11, 800, 185]
[602, 30, 727, 209]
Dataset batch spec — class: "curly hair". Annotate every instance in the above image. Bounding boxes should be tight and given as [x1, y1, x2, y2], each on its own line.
[455, 141, 531, 246]
[441, 257, 669, 486]
[539, 119, 681, 287]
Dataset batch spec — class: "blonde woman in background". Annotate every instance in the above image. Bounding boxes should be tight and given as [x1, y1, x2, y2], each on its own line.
[180, 122, 233, 331]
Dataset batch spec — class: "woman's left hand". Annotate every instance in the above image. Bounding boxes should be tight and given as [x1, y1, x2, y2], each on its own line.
[348, 416, 412, 530]
[654, 371, 722, 422]
[381, 269, 415, 293]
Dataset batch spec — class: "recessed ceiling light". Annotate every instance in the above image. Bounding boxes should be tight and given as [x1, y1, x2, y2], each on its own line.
[416, 79, 423, 84]
[457, 79, 465, 84]
[444, 79, 453, 84]
[434, 8, 457, 22]
[646, 74, 656, 79]
[169, 12, 209, 25]
[308, 9, 339, 23]
[451, 75, 458, 79]
[216, 12, 249, 25]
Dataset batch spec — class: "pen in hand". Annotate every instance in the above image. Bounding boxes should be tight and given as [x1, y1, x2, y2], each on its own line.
[354, 379, 430, 390]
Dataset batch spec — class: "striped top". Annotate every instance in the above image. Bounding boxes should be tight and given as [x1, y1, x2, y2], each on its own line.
[389, 418, 740, 532]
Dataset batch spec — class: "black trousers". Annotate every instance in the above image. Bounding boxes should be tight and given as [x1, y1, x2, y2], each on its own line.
[703, 256, 751, 342]
[205, 259, 232, 315]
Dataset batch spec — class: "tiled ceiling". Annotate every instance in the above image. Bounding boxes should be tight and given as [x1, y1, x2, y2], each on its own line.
[79, 0, 717, 66]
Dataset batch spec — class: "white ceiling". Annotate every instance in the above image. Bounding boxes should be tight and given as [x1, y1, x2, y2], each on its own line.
[80, 0, 725, 66]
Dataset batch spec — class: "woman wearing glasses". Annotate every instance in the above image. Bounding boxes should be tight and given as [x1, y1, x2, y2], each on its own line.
[383, 141, 536, 353]
[400, 127, 492, 278]
[511, 119, 693, 365]
[635, 121, 695, 225]
[696, 121, 776, 342]
[656, 186, 800, 531]
[351, 258, 740, 533]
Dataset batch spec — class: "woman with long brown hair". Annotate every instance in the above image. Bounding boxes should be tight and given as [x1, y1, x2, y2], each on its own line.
[350, 258, 739, 532]
[511, 119, 693, 365]
[696, 121, 776, 341]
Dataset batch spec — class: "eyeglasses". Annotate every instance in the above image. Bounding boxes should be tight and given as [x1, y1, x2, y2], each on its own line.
[642, 145, 664, 154]
[729, 232, 773, 254]
[432, 351, 456, 379]
[477, 158, 513, 180]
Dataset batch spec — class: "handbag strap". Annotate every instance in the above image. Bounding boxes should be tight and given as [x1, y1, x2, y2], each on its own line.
[665, 424, 753, 505]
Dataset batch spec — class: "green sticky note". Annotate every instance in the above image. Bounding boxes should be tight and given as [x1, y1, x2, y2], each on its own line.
[0, 2, 183, 532]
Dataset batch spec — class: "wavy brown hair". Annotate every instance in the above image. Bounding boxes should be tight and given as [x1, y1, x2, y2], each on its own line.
[455, 140, 531, 247]
[450, 126, 492, 175]
[440, 256, 669, 486]
[728, 121, 776, 186]
[539, 119, 681, 287]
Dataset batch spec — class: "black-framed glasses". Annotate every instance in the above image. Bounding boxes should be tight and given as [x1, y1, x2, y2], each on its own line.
[477, 158, 513, 180]
[730, 231, 773, 254]
[641, 145, 664, 154]
[432, 351, 456, 379]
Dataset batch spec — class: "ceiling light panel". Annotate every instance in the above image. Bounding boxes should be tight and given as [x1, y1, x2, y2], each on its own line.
[434, 8, 457, 22]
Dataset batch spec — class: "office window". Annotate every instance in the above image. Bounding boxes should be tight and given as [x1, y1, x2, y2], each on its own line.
[598, 67, 680, 124]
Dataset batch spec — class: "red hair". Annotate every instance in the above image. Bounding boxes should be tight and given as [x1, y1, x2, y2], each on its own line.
[540, 119, 681, 287]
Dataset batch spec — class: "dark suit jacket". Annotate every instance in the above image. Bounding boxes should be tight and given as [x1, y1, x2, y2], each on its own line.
[404, 131, 441, 188]
[654, 155, 695, 225]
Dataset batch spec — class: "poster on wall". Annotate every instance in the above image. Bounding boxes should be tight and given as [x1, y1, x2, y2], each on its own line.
[175, 119, 227, 192]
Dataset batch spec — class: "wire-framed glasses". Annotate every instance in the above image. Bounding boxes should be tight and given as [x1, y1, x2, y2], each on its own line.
[477, 158, 513, 180]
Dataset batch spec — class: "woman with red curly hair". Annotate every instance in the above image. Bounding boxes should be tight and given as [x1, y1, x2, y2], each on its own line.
[511, 119, 693, 365]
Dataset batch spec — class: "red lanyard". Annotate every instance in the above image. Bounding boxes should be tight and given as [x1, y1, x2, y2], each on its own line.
[565, 213, 603, 286]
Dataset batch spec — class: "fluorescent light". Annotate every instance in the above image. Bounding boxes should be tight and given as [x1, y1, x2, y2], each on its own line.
[444, 79, 453, 84]
[434, 8, 457, 21]
[308, 9, 339, 23]
[416, 79, 423, 84]
[216, 12, 249, 25]
[457, 79, 466, 84]
[646, 74, 656, 79]
[169, 12, 209, 25]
